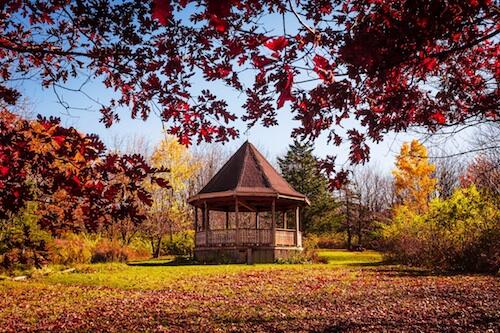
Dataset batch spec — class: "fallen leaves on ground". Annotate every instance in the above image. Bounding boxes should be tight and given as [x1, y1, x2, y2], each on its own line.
[0, 266, 498, 332]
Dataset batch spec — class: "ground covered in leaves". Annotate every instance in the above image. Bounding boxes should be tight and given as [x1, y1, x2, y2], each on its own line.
[1, 251, 498, 332]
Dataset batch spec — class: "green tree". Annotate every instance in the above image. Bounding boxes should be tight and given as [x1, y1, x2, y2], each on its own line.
[0, 203, 51, 270]
[278, 140, 339, 234]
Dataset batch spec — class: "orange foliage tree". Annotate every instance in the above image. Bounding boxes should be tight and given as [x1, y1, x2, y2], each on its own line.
[392, 140, 436, 213]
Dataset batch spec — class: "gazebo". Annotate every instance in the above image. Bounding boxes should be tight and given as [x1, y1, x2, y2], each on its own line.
[188, 141, 309, 263]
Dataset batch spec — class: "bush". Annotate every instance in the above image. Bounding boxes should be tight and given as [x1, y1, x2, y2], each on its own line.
[0, 203, 52, 271]
[316, 233, 346, 249]
[91, 239, 130, 263]
[91, 238, 150, 263]
[275, 235, 328, 264]
[48, 233, 94, 265]
[126, 238, 151, 260]
[161, 230, 194, 257]
[382, 186, 500, 273]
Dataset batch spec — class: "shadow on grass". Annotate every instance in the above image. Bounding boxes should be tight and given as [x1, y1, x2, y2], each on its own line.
[127, 256, 198, 267]
[344, 261, 386, 268]
[366, 264, 477, 277]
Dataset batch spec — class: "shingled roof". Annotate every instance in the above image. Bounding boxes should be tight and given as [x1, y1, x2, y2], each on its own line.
[188, 141, 308, 204]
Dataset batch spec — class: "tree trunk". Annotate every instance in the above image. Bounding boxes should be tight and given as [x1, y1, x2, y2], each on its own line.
[346, 226, 352, 251]
[155, 237, 162, 258]
[151, 237, 162, 258]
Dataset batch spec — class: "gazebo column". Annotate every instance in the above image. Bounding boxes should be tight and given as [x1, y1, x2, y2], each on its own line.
[225, 211, 229, 229]
[235, 197, 240, 245]
[271, 199, 276, 246]
[194, 207, 198, 231]
[283, 210, 287, 229]
[201, 205, 206, 230]
[255, 210, 259, 244]
[204, 202, 209, 245]
[295, 206, 300, 247]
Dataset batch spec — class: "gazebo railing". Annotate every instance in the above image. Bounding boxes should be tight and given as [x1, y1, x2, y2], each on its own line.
[195, 229, 300, 247]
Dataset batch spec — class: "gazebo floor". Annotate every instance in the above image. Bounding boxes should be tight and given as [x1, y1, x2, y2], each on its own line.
[194, 246, 302, 264]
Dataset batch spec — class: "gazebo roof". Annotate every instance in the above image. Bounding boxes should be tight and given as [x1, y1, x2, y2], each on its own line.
[188, 141, 309, 205]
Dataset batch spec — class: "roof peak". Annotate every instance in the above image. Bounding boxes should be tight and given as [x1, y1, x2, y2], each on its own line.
[191, 141, 306, 201]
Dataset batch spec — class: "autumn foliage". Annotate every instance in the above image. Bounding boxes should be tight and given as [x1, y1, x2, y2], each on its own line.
[383, 140, 500, 273]
[0, 111, 168, 231]
[392, 140, 436, 213]
[1, 0, 498, 186]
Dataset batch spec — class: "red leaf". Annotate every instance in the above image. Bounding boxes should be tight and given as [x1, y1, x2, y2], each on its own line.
[217, 67, 231, 77]
[53, 135, 65, 146]
[313, 55, 329, 69]
[94, 180, 104, 192]
[320, 4, 332, 14]
[154, 177, 170, 188]
[237, 55, 247, 66]
[0, 166, 9, 176]
[137, 190, 153, 206]
[210, 15, 228, 32]
[179, 134, 191, 145]
[430, 112, 446, 124]
[152, 0, 172, 26]
[422, 57, 438, 71]
[264, 36, 288, 52]
[252, 55, 274, 69]
[72, 175, 81, 187]
[313, 55, 334, 82]
[277, 67, 295, 109]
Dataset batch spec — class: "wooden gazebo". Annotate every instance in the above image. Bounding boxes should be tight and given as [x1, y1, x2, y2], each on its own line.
[188, 141, 309, 263]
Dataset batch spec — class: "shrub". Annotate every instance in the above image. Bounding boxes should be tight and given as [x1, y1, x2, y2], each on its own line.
[126, 238, 151, 260]
[48, 233, 93, 265]
[161, 230, 194, 257]
[91, 239, 130, 263]
[0, 203, 52, 271]
[316, 233, 346, 249]
[382, 186, 500, 273]
[275, 235, 328, 264]
[91, 238, 150, 263]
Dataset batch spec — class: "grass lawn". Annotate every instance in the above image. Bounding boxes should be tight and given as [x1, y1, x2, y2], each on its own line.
[0, 250, 498, 332]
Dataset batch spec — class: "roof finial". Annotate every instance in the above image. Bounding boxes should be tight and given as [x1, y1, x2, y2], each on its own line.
[243, 127, 250, 143]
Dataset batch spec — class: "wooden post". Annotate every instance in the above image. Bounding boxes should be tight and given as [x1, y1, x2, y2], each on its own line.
[204, 202, 209, 245]
[225, 211, 229, 229]
[235, 197, 239, 245]
[295, 206, 300, 247]
[255, 210, 259, 244]
[201, 205, 205, 230]
[283, 210, 287, 229]
[271, 199, 276, 246]
[194, 207, 198, 231]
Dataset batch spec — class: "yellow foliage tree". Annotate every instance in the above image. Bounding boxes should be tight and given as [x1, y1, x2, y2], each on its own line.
[144, 134, 201, 257]
[392, 139, 436, 213]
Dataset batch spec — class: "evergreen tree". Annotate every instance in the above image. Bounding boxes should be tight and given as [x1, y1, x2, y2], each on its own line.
[278, 140, 339, 234]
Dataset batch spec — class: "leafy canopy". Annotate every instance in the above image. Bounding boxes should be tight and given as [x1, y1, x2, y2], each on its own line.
[0, 111, 169, 229]
[1, 0, 498, 187]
